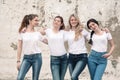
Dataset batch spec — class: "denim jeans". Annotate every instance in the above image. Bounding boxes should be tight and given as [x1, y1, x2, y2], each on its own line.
[50, 54, 68, 80]
[69, 53, 88, 80]
[88, 50, 107, 80]
[17, 53, 42, 80]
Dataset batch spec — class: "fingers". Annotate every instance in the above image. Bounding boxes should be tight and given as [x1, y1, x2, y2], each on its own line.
[17, 63, 21, 71]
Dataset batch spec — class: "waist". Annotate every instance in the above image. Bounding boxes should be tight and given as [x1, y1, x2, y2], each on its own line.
[24, 53, 41, 58]
[69, 53, 87, 57]
[90, 50, 107, 56]
[50, 50, 67, 56]
[51, 53, 67, 57]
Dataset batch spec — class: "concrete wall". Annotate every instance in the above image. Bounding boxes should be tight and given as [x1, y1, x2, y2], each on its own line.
[0, 0, 120, 57]
[0, 0, 120, 79]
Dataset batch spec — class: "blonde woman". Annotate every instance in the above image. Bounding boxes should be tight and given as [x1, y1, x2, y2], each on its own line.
[67, 14, 89, 80]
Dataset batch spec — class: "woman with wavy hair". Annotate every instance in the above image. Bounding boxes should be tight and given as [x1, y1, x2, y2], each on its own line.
[67, 14, 89, 80]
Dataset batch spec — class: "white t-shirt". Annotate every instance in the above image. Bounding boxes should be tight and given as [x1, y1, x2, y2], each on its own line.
[91, 32, 112, 52]
[67, 29, 89, 54]
[45, 28, 67, 56]
[18, 32, 43, 55]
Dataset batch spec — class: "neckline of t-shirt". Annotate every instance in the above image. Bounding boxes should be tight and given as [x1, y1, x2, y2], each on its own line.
[94, 31, 105, 36]
[25, 31, 38, 33]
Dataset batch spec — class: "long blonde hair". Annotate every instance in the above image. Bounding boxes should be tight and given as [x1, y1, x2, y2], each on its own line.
[68, 14, 83, 41]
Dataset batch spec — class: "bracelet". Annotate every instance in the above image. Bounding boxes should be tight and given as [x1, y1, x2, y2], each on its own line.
[17, 61, 20, 63]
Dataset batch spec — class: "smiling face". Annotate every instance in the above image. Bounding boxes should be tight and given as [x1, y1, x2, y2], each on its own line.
[88, 22, 99, 31]
[70, 16, 79, 28]
[69, 14, 79, 29]
[87, 18, 100, 31]
[53, 17, 63, 29]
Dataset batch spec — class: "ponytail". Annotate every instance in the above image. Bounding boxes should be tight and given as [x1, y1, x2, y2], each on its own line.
[88, 31, 94, 45]
[87, 18, 99, 45]
[18, 14, 38, 33]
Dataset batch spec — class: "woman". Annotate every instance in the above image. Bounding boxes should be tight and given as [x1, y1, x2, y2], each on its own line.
[87, 18, 115, 80]
[40, 16, 68, 80]
[67, 14, 88, 80]
[17, 14, 44, 80]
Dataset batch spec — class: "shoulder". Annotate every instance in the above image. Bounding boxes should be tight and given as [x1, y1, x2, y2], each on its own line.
[45, 28, 51, 32]
[82, 29, 90, 36]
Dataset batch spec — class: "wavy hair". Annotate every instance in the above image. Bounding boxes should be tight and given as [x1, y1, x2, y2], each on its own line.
[68, 14, 83, 41]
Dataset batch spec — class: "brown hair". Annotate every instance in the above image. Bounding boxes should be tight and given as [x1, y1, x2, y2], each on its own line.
[68, 14, 83, 41]
[87, 18, 99, 45]
[18, 14, 38, 33]
[54, 16, 65, 30]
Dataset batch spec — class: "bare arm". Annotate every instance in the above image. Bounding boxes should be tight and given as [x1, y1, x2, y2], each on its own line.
[108, 39, 115, 55]
[101, 28, 110, 33]
[103, 39, 115, 58]
[17, 40, 22, 61]
[17, 40, 22, 70]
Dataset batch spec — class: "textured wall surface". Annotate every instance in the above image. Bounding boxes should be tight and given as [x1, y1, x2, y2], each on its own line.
[0, 0, 120, 79]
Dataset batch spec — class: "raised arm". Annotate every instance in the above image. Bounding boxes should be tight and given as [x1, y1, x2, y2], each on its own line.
[39, 27, 46, 35]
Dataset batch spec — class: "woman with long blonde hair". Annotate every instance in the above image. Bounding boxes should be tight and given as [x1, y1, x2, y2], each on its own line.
[67, 14, 89, 80]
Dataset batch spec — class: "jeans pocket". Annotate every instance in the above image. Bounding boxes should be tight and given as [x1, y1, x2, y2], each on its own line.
[99, 57, 107, 64]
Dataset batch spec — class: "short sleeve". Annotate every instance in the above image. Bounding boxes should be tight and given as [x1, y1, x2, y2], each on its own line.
[107, 33, 112, 40]
[18, 33, 22, 40]
[39, 32, 44, 41]
[63, 30, 69, 41]
[45, 28, 50, 36]
[82, 29, 90, 40]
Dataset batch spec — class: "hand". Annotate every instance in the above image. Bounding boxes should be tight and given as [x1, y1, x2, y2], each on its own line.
[102, 53, 111, 58]
[39, 27, 47, 35]
[17, 62, 21, 71]
[21, 27, 26, 33]
[42, 38, 48, 44]
[101, 28, 110, 33]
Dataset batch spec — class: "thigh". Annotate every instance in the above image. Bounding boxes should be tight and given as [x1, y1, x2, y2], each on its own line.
[50, 56, 60, 80]
[69, 55, 76, 76]
[61, 54, 68, 72]
[88, 60, 97, 80]
[60, 55, 68, 80]
[51, 62, 60, 80]
[94, 63, 107, 80]
[69, 62, 75, 76]
[17, 59, 31, 79]
[32, 54, 42, 80]
[72, 57, 87, 77]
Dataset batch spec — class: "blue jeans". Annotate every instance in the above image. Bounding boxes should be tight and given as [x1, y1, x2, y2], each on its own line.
[50, 54, 68, 80]
[88, 50, 107, 80]
[69, 53, 88, 80]
[17, 53, 42, 80]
